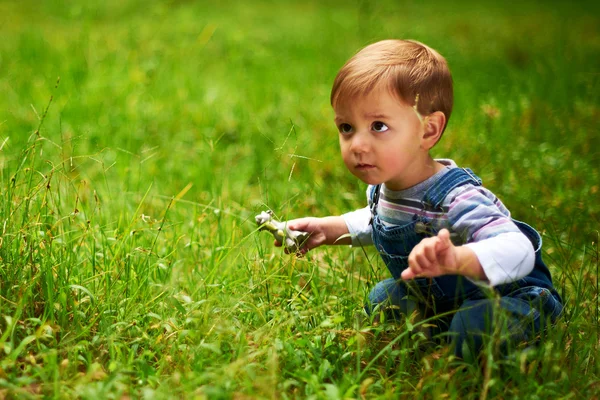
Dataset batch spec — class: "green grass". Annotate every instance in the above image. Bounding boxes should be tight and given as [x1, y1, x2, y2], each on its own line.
[0, 0, 599, 398]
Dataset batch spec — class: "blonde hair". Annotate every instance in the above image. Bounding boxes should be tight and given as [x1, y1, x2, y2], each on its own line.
[331, 39, 453, 131]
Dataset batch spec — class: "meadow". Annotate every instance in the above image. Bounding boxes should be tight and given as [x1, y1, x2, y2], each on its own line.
[0, 0, 599, 398]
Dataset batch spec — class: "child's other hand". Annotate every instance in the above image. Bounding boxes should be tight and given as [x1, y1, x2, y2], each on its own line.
[273, 217, 325, 255]
[403, 229, 459, 280]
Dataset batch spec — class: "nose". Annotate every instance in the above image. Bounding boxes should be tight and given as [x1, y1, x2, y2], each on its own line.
[348, 131, 369, 154]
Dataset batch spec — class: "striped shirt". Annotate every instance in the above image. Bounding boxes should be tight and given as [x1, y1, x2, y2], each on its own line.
[343, 159, 535, 286]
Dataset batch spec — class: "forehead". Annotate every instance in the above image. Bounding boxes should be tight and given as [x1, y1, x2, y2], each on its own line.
[333, 86, 409, 117]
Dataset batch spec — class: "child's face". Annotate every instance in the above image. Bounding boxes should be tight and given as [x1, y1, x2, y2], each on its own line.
[334, 87, 432, 191]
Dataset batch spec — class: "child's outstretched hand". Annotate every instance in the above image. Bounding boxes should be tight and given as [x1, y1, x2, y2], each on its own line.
[273, 217, 325, 255]
[403, 228, 484, 280]
[273, 216, 352, 256]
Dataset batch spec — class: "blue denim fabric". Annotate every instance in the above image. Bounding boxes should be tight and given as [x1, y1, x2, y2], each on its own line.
[367, 278, 563, 360]
[366, 168, 563, 359]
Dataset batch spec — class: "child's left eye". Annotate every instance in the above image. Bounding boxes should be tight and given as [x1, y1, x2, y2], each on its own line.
[372, 121, 389, 132]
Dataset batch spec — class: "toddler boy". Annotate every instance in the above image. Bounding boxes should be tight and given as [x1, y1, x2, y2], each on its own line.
[279, 40, 562, 360]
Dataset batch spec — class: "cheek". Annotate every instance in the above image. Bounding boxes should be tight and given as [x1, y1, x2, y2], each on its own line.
[338, 138, 349, 157]
[378, 149, 402, 168]
[339, 144, 353, 167]
[340, 149, 351, 166]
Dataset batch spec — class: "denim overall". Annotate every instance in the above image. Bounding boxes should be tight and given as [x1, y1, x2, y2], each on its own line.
[366, 168, 563, 359]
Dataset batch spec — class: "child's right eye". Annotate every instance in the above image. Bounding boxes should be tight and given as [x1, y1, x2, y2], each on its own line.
[338, 123, 353, 134]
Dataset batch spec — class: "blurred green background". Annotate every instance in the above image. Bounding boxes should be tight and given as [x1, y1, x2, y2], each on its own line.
[1, 0, 599, 398]
[2, 0, 598, 233]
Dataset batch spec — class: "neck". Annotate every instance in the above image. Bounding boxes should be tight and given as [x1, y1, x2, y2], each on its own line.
[386, 157, 444, 191]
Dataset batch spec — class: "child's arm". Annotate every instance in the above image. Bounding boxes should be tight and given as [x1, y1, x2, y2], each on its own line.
[402, 185, 535, 285]
[402, 229, 487, 281]
[275, 216, 352, 255]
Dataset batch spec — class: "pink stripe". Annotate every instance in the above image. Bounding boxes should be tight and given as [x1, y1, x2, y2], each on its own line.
[472, 219, 511, 240]
[494, 199, 509, 213]
[453, 189, 479, 203]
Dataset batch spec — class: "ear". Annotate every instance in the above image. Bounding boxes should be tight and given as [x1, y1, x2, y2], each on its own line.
[421, 111, 446, 150]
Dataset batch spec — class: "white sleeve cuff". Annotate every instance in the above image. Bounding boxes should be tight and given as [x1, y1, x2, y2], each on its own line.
[465, 232, 535, 287]
[342, 207, 373, 247]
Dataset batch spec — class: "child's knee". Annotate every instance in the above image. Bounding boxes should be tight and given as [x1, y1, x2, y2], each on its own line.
[366, 278, 400, 311]
[447, 300, 495, 359]
[364, 278, 419, 322]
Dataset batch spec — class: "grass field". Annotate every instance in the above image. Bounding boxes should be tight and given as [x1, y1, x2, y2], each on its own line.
[1, 0, 599, 398]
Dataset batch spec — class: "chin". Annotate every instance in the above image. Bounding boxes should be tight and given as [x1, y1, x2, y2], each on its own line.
[353, 175, 381, 186]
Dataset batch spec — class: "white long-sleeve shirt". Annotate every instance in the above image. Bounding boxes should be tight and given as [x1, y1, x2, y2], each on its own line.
[342, 160, 535, 287]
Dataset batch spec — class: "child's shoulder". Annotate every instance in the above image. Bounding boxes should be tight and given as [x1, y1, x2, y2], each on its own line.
[443, 183, 506, 213]
[434, 159, 499, 201]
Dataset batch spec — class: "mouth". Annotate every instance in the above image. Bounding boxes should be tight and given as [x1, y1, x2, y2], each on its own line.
[355, 163, 375, 170]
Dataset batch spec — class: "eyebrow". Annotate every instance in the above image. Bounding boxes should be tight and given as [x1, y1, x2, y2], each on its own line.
[364, 113, 389, 119]
[334, 113, 389, 124]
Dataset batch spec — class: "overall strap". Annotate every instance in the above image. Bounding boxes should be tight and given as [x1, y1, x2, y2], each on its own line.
[423, 168, 482, 210]
[368, 184, 381, 225]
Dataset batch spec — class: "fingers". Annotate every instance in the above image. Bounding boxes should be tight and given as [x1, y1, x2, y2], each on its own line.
[287, 245, 309, 257]
[406, 235, 443, 279]
[401, 267, 416, 280]
[269, 217, 320, 256]
[404, 229, 458, 280]
[411, 236, 437, 260]
[296, 247, 309, 257]
[284, 218, 309, 232]
[276, 238, 310, 256]
[436, 228, 451, 251]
